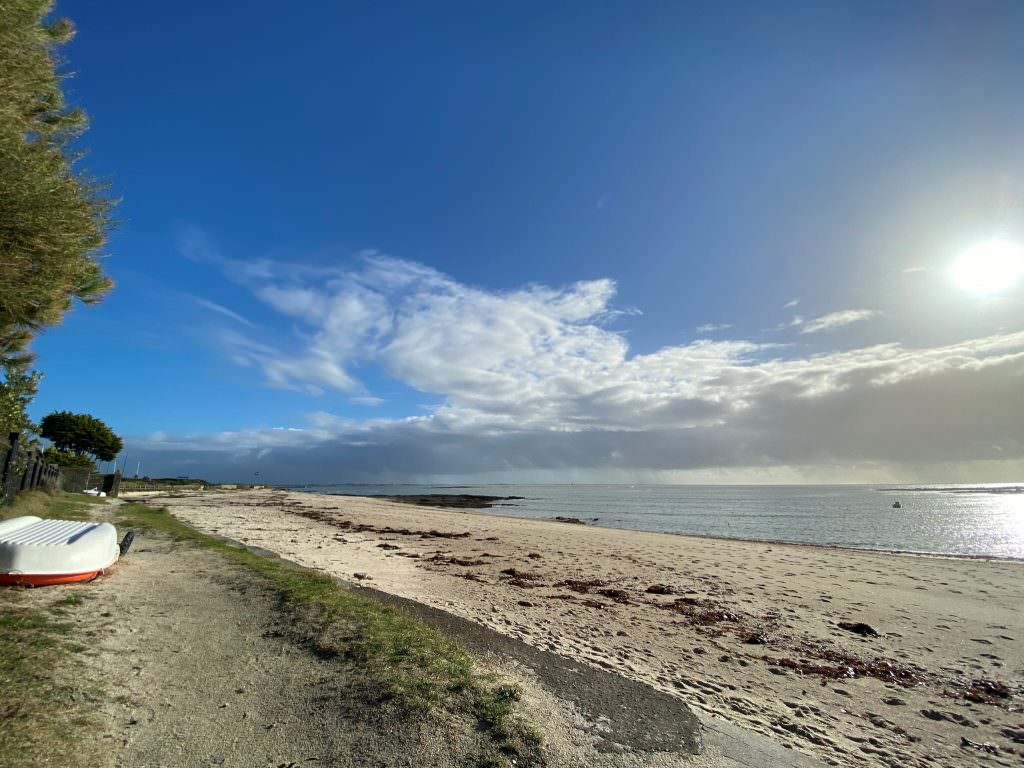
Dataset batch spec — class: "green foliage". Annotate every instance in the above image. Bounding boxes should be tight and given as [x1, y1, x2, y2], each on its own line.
[41, 445, 93, 468]
[39, 410, 122, 462]
[0, 0, 114, 369]
[0, 363, 39, 436]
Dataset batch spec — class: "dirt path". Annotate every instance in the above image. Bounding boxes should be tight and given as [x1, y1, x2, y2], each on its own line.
[82, 521, 463, 766]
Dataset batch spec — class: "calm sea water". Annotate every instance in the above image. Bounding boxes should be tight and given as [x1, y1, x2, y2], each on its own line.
[294, 484, 1024, 559]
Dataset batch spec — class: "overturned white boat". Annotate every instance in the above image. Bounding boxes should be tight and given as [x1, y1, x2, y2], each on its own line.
[0, 516, 123, 586]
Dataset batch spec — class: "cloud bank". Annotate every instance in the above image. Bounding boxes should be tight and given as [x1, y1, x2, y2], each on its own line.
[135, 241, 1024, 483]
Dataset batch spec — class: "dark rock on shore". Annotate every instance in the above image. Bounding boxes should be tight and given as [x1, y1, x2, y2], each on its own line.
[960, 737, 999, 754]
[351, 494, 525, 509]
[645, 584, 675, 595]
[838, 621, 879, 637]
[963, 679, 1011, 705]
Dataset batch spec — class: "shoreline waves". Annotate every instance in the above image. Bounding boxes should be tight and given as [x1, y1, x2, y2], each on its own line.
[335, 488, 1024, 564]
[295, 483, 1024, 560]
[149, 489, 1024, 768]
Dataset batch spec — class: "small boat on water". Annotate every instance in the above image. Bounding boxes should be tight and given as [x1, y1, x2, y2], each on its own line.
[892, 500, 902, 509]
[0, 516, 124, 586]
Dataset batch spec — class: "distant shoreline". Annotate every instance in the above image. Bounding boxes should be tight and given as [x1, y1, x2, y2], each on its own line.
[282, 486, 1024, 562]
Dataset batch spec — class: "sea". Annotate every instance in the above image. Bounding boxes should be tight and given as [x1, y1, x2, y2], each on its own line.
[291, 483, 1024, 560]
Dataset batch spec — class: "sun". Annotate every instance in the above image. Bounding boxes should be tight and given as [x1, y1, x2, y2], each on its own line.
[951, 240, 1024, 295]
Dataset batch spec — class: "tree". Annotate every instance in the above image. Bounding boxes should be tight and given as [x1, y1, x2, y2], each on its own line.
[0, 2, 115, 440]
[0, 363, 40, 435]
[42, 446, 92, 467]
[39, 411, 122, 463]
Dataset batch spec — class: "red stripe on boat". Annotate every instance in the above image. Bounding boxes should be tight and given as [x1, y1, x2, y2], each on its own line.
[0, 570, 103, 586]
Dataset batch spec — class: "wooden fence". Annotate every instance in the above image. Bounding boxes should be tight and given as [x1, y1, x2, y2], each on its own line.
[1, 432, 61, 506]
[117, 480, 206, 492]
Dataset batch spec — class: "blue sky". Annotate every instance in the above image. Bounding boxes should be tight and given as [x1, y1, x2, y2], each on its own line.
[28, 1, 1024, 482]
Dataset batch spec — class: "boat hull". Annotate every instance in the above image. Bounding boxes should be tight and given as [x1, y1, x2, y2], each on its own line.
[0, 516, 120, 587]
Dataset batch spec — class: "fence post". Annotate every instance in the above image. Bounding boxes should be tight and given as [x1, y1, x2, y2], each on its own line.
[31, 453, 43, 489]
[19, 448, 35, 491]
[109, 470, 122, 498]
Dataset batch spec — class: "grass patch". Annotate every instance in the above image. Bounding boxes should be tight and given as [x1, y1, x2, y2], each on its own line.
[49, 594, 85, 615]
[0, 595, 101, 768]
[476, 684, 528, 744]
[2, 489, 108, 522]
[116, 502, 542, 765]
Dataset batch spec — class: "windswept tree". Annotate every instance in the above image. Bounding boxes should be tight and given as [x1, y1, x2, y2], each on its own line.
[40, 411, 122, 464]
[0, 1, 115, 433]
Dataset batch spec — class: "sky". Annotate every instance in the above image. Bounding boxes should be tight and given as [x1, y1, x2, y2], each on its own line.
[27, 1, 1024, 484]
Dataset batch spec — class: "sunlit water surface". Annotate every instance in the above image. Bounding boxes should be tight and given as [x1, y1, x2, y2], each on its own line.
[294, 484, 1024, 559]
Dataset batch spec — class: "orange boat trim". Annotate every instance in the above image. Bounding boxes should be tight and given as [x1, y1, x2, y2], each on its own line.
[0, 569, 105, 587]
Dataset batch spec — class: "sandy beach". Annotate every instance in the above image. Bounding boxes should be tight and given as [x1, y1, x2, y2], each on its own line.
[147, 489, 1024, 768]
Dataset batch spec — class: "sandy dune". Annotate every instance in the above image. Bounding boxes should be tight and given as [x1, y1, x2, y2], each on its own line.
[147, 489, 1024, 768]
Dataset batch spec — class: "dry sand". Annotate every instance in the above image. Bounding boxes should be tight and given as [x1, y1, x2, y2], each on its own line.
[147, 489, 1024, 768]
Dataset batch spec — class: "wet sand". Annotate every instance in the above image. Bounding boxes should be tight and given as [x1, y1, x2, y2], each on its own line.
[145, 489, 1024, 768]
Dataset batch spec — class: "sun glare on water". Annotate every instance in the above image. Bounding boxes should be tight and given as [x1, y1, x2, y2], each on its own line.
[951, 240, 1024, 295]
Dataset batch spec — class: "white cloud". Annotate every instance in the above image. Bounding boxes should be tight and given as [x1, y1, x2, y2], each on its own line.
[190, 296, 253, 326]
[350, 396, 386, 407]
[219, 329, 361, 395]
[770, 314, 804, 331]
[696, 322, 733, 333]
[799, 309, 881, 334]
[783, 298, 800, 309]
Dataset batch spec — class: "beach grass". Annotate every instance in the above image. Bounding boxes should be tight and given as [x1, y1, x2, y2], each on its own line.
[2, 488, 108, 522]
[115, 501, 542, 766]
[0, 592, 101, 768]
